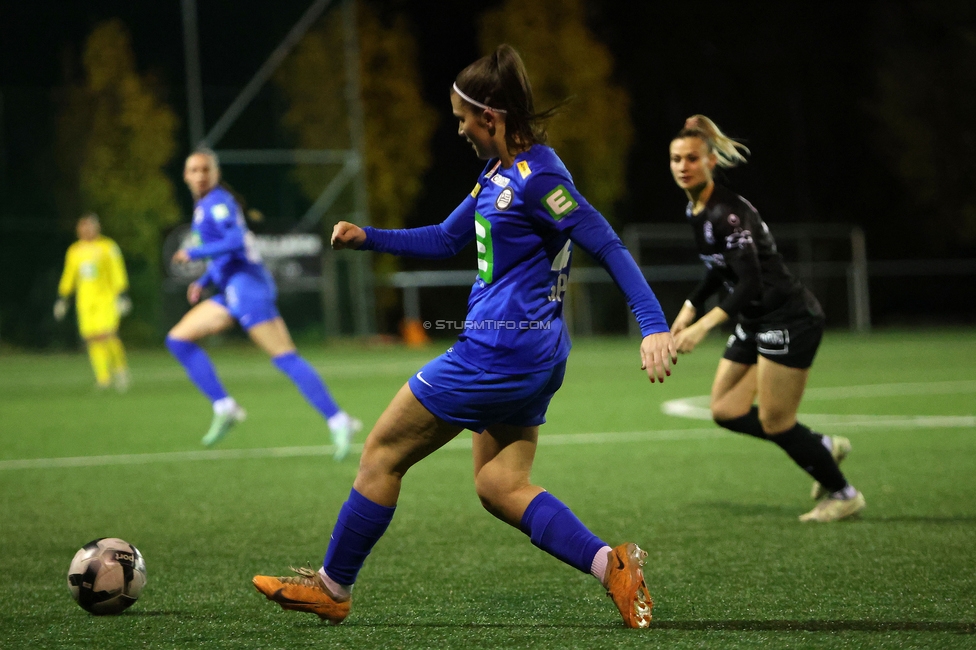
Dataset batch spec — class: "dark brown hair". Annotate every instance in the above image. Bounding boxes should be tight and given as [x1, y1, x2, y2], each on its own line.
[454, 44, 563, 154]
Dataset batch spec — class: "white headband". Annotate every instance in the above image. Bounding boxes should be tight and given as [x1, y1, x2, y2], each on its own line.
[452, 82, 507, 114]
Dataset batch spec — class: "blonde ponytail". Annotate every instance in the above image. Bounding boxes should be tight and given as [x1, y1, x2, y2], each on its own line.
[677, 115, 750, 168]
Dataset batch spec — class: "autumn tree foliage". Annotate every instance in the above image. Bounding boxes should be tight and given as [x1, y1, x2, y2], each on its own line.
[56, 19, 181, 339]
[478, 0, 632, 223]
[275, 1, 437, 236]
[57, 19, 180, 266]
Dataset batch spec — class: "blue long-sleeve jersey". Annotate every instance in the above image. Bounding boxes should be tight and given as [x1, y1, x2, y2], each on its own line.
[362, 145, 668, 373]
[187, 186, 264, 290]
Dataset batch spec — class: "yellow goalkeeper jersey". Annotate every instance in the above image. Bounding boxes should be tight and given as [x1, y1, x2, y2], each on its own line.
[58, 236, 128, 307]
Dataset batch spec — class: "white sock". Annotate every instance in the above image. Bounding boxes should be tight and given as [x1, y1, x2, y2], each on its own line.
[213, 397, 237, 416]
[327, 411, 350, 431]
[820, 435, 833, 452]
[830, 485, 858, 500]
[317, 567, 352, 601]
[590, 545, 613, 586]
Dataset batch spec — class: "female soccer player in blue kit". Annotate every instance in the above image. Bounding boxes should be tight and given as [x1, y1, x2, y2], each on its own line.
[167, 149, 359, 457]
[253, 45, 677, 629]
[668, 115, 864, 522]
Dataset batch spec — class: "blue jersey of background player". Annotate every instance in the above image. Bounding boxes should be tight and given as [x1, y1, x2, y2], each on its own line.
[188, 184, 275, 328]
[254, 45, 677, 629]
[167, 149, 360, 457]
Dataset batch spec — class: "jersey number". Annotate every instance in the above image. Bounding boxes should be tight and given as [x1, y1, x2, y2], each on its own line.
[475, 213, 494, 284]
[548, 240, 572, 302]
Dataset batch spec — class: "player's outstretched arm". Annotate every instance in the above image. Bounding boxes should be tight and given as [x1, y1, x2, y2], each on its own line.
[332, 221, 367, 250]
[670, 301, 697, 335]
[640, 331, 677, 383]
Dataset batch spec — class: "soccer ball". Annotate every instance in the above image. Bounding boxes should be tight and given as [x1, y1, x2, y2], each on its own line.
[67, 538, 146, 615]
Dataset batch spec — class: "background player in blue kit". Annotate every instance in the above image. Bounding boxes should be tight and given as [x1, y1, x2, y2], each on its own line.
[667, 115, 865, 522]
[253, 45, 677, 629]
[168, 149, 360, 457]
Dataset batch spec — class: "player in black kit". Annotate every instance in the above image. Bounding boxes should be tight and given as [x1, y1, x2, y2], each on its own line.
[668, 115, 865, 522]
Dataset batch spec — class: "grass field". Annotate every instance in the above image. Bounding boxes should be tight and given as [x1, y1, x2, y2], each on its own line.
[1, 329, 975, 649]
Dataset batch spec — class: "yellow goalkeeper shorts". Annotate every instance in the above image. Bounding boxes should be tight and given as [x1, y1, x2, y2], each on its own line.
[77, 299, 120, 339]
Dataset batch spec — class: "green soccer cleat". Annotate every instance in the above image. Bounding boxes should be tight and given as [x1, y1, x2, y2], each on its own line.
[799, 490, 866, 522]
[811, 435, 852, 500]
[329, 417, 362, 462]
[202, 405, 246, 447]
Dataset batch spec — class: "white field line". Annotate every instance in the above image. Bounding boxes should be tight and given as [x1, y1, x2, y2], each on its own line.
[662, 379, 976, 427]
[0, 360, 429, 389]
[0, 428, 722, 472]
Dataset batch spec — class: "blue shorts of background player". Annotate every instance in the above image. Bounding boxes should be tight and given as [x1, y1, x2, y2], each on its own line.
[209, 268, 280, 330]
[408, 348, 566, 433]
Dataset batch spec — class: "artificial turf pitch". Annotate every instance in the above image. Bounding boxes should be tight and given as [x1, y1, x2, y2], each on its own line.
[1, 329, 974, 649]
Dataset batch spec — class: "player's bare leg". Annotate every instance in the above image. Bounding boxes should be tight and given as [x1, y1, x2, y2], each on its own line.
[166, 300, 243, 445]
[254, 385, 462, 622]
[757, 358, 865, 522]
[248, 317, 361, 460]
[473, 425, 652, 628]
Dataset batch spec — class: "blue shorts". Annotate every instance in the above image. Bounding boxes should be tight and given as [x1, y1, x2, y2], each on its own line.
[210, 268, 280, 330]
[407, 348, 567, 433]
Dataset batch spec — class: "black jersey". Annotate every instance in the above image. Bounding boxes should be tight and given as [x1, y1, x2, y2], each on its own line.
[685, 185, 822, 324]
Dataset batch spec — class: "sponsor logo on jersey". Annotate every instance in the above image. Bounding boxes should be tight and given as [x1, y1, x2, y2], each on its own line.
[517, 160, 532, 178]
[699, 252, 726, 269]
[725, 229, 754, 250]
[490, 174, 510, 188]
[212, 203, 230, 220]
[542, 185, 578, 220]
[703, 221, 715, 244]
[495, 187, 514, 210]
[757, 328, 790, 355]
[470, 183, 482, 199]
[474, 212, 494, 283]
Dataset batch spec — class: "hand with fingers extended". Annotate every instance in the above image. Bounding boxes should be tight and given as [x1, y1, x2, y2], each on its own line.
[674, 322, 709, 354]
[53, 298, 68, 322]
[331, 221, 366, 250]
[116, 294, 132, 317]
[640, 331, 678, 383]
[171, 248, 192, 264]
[186, 282, 203, 306]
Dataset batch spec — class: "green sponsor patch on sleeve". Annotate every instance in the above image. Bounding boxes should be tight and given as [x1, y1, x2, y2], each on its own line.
[541, 185, 578, 221]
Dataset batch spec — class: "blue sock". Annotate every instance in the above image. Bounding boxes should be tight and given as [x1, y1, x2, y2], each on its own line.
[519, 491, 607, 574]
[165, 336, 228, 403]
[323, 488, 396, 585]
[272, 352, 341, 419]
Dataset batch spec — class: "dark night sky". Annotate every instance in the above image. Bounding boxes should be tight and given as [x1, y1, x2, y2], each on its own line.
[0, 1, 897, 242]
[1, 1, 974, 339]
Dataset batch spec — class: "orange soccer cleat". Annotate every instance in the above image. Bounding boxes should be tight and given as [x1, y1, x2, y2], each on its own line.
[252, 567, 351, 625]
[604, 543, 653, 628]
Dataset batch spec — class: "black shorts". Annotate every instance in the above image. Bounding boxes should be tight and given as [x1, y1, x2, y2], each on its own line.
[722, 316, 825, 370]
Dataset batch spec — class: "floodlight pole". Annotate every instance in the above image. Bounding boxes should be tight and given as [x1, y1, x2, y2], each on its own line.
[181, 0, 205, 147]
[179, 0, 375, 337]
[342, 0, 375, 335]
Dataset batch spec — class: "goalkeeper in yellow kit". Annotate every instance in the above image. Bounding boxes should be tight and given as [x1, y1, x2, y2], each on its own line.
[54, 213, 131, 391]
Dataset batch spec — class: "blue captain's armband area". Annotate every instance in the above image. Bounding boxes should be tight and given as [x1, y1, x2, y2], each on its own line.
[541, 185, 579, 221]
